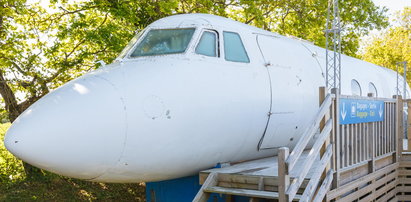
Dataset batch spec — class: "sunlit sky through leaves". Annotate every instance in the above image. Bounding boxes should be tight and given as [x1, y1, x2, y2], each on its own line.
[359, 0, 411, 54]
[373, 0, 411, 17]
[22, 0, 410, 57]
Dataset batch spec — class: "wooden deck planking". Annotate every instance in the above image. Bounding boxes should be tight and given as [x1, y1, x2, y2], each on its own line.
[200, 150, 321, 186]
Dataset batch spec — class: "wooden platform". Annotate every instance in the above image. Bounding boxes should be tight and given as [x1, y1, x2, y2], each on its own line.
[193, 92, 408, 202]
[200, 151, 320, 185]
[397, 153, 411, 202]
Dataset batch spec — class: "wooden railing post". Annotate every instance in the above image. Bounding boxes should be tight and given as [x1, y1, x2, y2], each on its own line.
[319, 87, 328, 133]
[407, 100, 411, 151]
[368, 121, 375, 172]
[331, 88, 340, 189]
[278, 147, 290, 202]
[367, 94, 375, 174]
[395, 95, 403, 161]
[319, 87, 331, 186]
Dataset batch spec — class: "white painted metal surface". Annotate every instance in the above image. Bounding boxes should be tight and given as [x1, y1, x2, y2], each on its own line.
[4, 13, 410, 183]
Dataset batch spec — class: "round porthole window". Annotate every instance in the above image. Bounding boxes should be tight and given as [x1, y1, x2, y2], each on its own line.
[368, 82, 377, 97]
[351, 79, 362, 96]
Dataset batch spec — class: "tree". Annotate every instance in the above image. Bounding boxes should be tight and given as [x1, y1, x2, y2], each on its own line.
[225, 0, 389, 57]
[0, 0, 26, 123]
[362, 7, 411, 81]
[89, 0, 389, 57]
[0, 0, 132, 176]
[0, 1, 132, 123]
[0, 0, 389, 122]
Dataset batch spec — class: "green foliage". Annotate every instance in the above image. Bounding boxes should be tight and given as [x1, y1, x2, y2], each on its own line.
[88, 0, 388, 57]
[225, 0, 389, 57]
[0, 123, 145, 200]
[362, 7, 411, 80]
[0, 123, 25, 183]
[1, 1, 132, 102]
[0, 107, 10, 123]
[0, 0, 389, 120]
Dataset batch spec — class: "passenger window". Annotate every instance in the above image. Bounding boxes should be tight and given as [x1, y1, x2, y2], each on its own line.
[351, 79, 362, 96]
[223, 31, 249, 63]
[196, 31, 218, 57]
[368, 82, 378, 97]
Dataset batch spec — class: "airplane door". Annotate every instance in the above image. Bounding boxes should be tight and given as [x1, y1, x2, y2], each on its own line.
[257, 35, 303, 150]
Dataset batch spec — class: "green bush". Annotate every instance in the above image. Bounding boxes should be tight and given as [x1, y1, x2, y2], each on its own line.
[0, 123, 25, 184]
[0, 108, 10, 123]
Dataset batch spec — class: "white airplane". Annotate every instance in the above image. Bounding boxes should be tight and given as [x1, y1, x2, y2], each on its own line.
[4, 13, 410, 183]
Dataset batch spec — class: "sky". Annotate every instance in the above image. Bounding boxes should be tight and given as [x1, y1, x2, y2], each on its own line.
[372, 0, 411, 30]
[373, 0, 411, 21]
[28, 0, 410, 23]
[358, 0, 410, 53]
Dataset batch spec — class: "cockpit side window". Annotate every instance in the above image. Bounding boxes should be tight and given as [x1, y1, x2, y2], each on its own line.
[223, 31, 250, 63]
[195, 31, 218, 57]
[117, 29, 145, 60]
[130, 28, 195, 57]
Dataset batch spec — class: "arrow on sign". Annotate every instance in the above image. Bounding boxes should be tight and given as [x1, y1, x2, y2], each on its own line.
[341, 103, 347, 120]
[379, 104, 383, 118]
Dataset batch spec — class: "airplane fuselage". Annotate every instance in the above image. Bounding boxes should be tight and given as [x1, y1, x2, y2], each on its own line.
[4, 14, 409, 183]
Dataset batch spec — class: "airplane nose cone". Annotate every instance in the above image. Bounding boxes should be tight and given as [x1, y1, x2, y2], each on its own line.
[4, 74, 127, 180]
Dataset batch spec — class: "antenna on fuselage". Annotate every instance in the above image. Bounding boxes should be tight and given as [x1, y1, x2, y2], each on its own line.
[325, 0, 342, 94]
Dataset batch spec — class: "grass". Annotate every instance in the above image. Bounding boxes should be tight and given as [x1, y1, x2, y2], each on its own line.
[0, 123, 145, 201]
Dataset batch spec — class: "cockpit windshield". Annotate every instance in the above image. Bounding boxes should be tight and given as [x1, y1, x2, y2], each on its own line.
[116, 29, 145, 60]
[130, 28, 195, 57]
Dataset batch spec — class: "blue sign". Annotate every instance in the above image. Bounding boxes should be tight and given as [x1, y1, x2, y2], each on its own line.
[339, 98, 384, 125]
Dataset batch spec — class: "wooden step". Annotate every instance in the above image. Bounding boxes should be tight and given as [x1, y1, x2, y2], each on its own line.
[204, 186, 279, 199]
[204, 186, 303, 200]
[204, 186, 301, 200]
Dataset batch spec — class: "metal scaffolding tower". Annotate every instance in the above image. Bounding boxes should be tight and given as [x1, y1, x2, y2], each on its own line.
[397, 61, 408, 99]
[325, 0, 342, 93]
[397, 62, 408, 139]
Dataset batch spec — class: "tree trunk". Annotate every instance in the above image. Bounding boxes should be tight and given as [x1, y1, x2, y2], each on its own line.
[0, 71, 21, 121]
[0, 70, 43, 177]
[22, 162, 43, 178]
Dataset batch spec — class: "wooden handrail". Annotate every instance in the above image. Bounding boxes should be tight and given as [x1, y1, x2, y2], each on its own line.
[287, 93, 334, 171]
[193, 172, 218, 202]
[312, 169, 333, 202]
[278, 88, 334, 202]
[300, 145, 333, 201]
[286, 119, 333, 200]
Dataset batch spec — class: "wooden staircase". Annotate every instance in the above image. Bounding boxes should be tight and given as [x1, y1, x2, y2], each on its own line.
[192, 89, 407, 201]
[193, 88, 335, 202]
[197, 172, 288, 200]
[193, 153, 317, 201]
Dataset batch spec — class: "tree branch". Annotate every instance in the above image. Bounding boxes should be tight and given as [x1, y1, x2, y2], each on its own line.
[0, 70, 21, 122]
